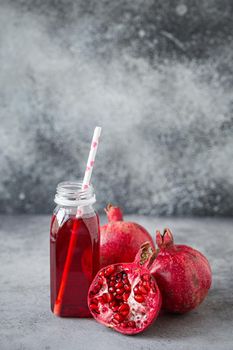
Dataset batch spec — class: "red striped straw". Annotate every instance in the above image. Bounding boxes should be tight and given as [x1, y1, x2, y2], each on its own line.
[54, 126, 102, 315]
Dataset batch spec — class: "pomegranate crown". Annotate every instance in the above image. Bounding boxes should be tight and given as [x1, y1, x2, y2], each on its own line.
[105, 203, 123, 222]
[156, 228, 174, 249]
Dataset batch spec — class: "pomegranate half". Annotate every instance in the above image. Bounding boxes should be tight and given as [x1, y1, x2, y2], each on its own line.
[88, 243, 162, 335]
[100, 204, 155, 268]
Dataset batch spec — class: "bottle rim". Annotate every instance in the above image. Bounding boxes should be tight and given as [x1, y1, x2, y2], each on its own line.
[54, 181, 96, 207]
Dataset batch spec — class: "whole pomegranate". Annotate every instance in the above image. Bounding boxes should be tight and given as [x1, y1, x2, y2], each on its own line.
[88, 243, 162, 335]
[100, 204, 155, 268]
[150, 228, 212, 314]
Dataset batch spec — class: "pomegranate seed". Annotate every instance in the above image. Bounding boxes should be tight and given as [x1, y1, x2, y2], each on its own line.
[101, 293, 109, 303]
[116, 295, 123, 300]
[134, 294, 145, 303]
[142, 281, 150, 291]
[109, 287, 115, 293]
[114, 313, 124, 322]
[112, 305, 119, 312]
[105, 266, 115, 277]
[97, 277, 103, 285]
[133, 286, 139, 294]
[107, 293, 114, 302]
[121, 321, 128, 328]
[118, 304, 130, 317]
[98, 296, 103, 303]
[109, 281, 115, 287]
[142, 274, 151, 282]
[90, 298, 98, 305]
[122, 292, 130, 301]
[118, 303, 130, 313]
[89, 301, 98, 308]
[92, 284, 101, 294]
[116, 288, 124, 295]
[99, 270, 105, 277]
[139, 286, 148, 295]
[89, 304, 100, 313]
[124, 284, 131, 291]
[127, 321, 136, 328]
[115, 282, 123, 289]
[109, 301, 117, 308]
[121, 310, 129, 317]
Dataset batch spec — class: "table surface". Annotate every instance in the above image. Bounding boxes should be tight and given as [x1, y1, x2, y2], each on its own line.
[0, 215, 233, 350]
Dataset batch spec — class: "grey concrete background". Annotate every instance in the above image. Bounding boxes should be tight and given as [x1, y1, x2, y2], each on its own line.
[0, 0, 233, 216]
[0, 215, 233, 349]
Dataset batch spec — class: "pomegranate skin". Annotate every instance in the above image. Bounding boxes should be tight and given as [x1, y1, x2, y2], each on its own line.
[150, 229, 212, 314]
[88, 243, 162, 335]
[100, 204, 155, 268]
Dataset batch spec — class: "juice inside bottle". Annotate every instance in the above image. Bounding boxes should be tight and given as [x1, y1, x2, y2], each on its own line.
[50, 181, 100, 317]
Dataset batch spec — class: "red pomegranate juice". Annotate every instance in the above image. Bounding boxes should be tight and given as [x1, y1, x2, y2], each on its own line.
[50, 213, 100, 317]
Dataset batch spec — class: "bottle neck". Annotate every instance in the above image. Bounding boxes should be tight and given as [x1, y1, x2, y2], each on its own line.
[54, 181, 96, 208]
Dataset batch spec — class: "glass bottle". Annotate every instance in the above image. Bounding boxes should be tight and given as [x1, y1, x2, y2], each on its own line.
[50, 181, 100, 317]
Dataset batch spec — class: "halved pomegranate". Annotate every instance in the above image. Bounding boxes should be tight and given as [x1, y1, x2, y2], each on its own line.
[88, 243, 162, 335]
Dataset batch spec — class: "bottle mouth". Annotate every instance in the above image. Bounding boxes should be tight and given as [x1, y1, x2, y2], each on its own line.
[54, 181, 96, 207]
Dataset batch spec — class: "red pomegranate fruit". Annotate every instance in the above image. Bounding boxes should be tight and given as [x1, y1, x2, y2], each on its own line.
[88, 243, 162, 335]
[150, 228, 212, 314]
[100, 204, 155, 268]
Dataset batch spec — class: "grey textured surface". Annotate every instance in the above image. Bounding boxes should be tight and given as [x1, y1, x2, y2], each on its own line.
[0, 1, 233, 216]
[0, 215, 233, 350]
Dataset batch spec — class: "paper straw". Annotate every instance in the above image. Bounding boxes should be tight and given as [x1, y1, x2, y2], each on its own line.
[53, 126, 102, 316]
[82, 126, 102, 189]
[76, 126, 102, 217]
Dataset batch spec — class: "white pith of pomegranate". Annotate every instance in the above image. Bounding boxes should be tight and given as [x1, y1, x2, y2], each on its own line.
[88, 245, 161, 335]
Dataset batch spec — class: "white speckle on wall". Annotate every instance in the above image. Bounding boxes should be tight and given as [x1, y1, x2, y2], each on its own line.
[176, 4, 188, 16]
